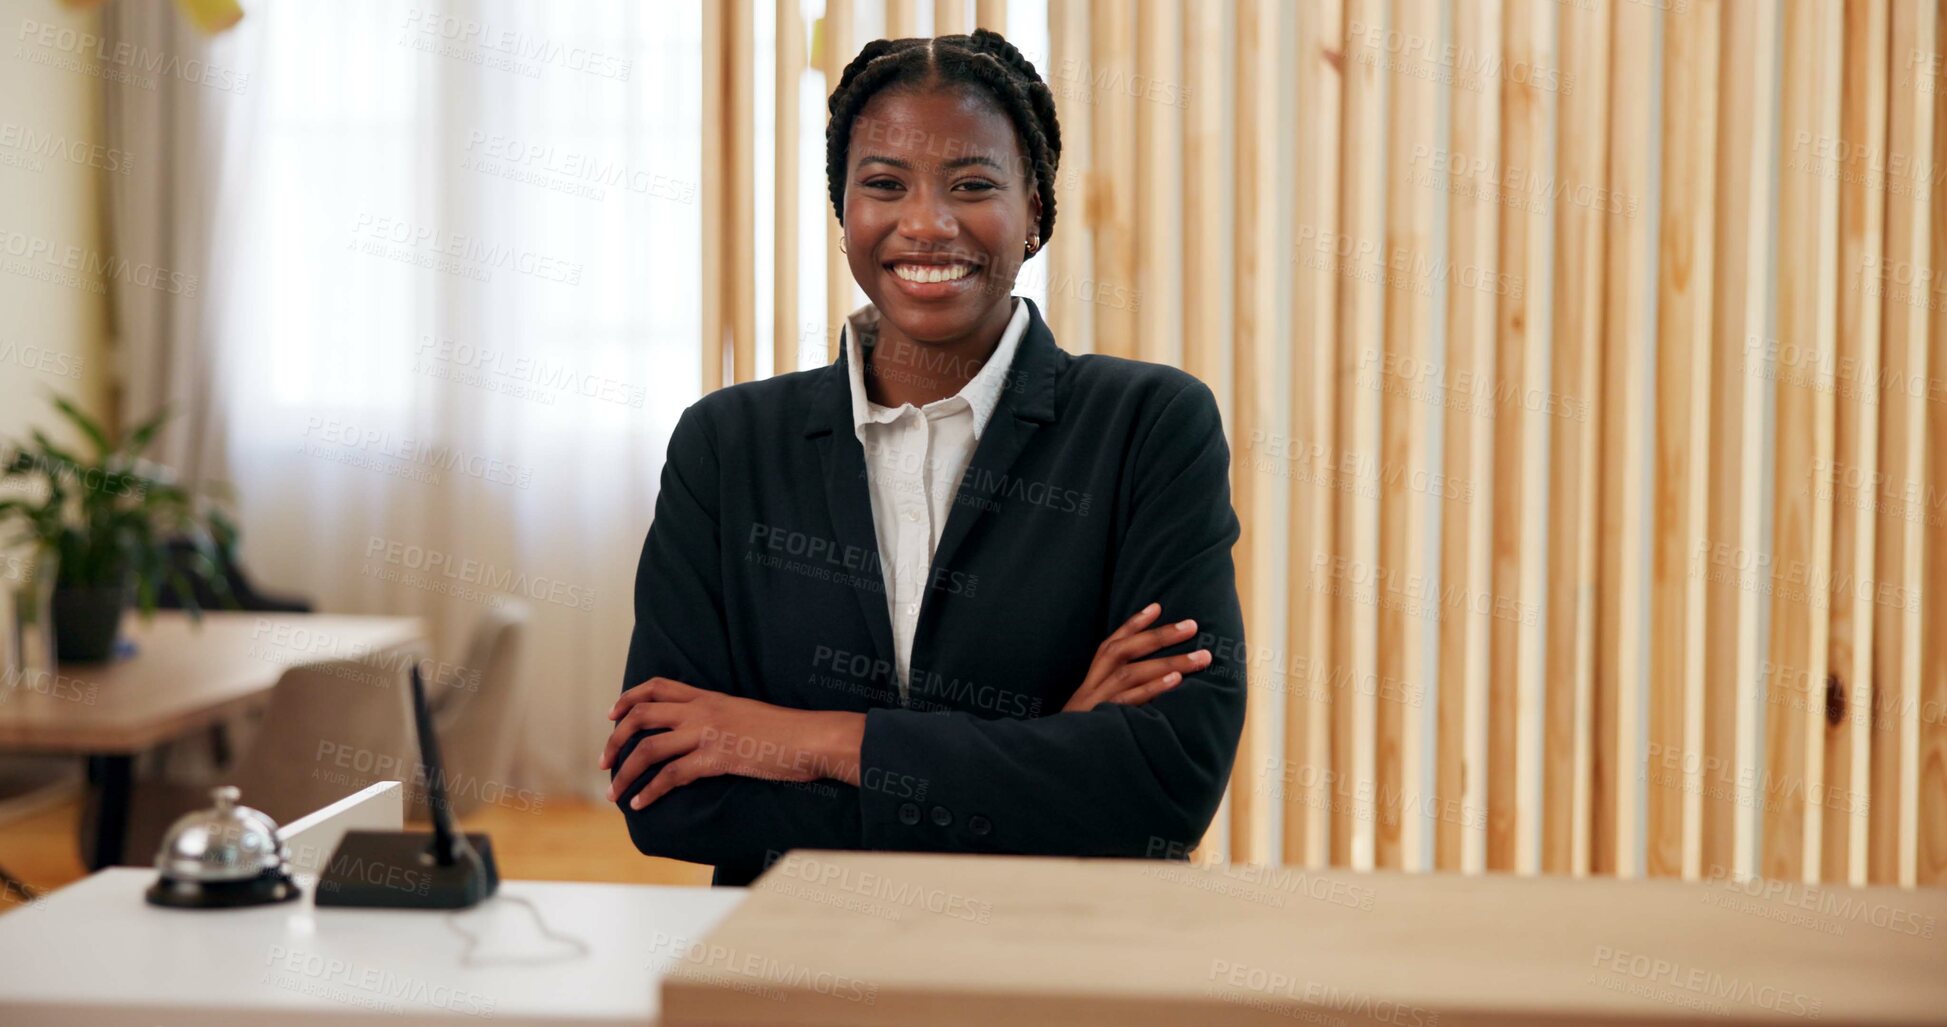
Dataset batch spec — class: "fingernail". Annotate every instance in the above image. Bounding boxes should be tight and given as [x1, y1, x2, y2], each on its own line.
[1194, 649, 1211, 664]
[631, 796, 645, 810]
[1164, 672, 1181, 685]
[1176, 619, 1195, 631]
[1145, 602, 1160, 614]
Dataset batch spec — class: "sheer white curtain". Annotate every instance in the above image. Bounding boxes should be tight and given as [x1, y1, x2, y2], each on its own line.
[214, 0, 702, 800]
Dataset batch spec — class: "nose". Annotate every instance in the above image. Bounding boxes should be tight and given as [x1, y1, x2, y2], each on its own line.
[896, 185, 959, 247]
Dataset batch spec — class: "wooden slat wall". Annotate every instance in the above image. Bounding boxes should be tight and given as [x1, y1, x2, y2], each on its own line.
[1437, 0, 1501, 876]
[1765, 0, 1842, 886]
[1875, 0, 1935, 889]
[1333, 0, 1386, 873]
[822, 0, 854, 363]
[711, 0, 1947, 888]
[775, 0, 804, 377]
[1492, 0, 1553, 878]
[1596, 0, 1655, 880]
[1283, 0, 1339, 871]
[1544, 0, 1610, 879]
[1648, 0, 1719, 883]
[1373, 0, 1437, 874]
[1828, 0, 1890, 888]
[1708, 0, 1776, 884]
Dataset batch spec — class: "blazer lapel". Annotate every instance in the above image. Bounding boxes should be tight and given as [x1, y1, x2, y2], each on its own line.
[926, 299, 1061, 587]
[804, 326, 898, 682]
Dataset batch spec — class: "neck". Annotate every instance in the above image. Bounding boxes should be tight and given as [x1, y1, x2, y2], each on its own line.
[864, 298, 1015, 408]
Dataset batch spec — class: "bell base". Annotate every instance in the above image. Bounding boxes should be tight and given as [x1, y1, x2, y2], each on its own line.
[146, 868, 303, 909]
[314, 831, 499, 910]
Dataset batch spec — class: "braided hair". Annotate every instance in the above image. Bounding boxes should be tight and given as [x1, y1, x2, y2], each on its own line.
[825, 28, 1062, 253]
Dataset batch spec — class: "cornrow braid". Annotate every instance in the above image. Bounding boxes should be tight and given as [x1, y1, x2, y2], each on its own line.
[825, 27, 1062, 252]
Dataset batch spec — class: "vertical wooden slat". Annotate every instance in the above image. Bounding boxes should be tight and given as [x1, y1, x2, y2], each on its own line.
[975, 0, 1006, 32]
[775, 0, 805, 377]
[1230, 0, 1291, 867]
[1649, 0, 1719, 883]
[1048, 0, 1094, 355]
[1914, 0, 1947, 889]
[1595, 0, 1655, 879]
[1826, 0, 1888, 888]
[1333, 0, 1386, 872]
[1283, 0, 1339, 871]
[1138, 0, 1185, 368]
[1872, 0, 1934, 889]
[933, 0, 966, 37]
[703, 0, 727, 393]
[823, 0, 854, 363]
[1182, 1, 1233, 417]
[1091, 0, 1139, 358]
[1374, 0, 1437, 874]
[1439, 0, 1503, 876]
[1183, 0, 1233, 858]
[1765, 0, 1842, 886]
[1705, 0, 1777, 883]
[729, 0, 757, 385]
[1490, 0, 1549, 878]
[886, 0, 918, 39]
[1545, 0, 1612, 879]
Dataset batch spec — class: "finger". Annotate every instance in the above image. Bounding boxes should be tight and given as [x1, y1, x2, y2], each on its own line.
[608, 677, 704, 721]
[605, 726, 699, 799]
[1107, 618, 1199, 663]
[598, 701, 685, 770]
[1102, 671, 1184, 707]
[1103, 602, 1163, 645]
[1105, 649, 1211, 695]
[631, 749, 723, 809]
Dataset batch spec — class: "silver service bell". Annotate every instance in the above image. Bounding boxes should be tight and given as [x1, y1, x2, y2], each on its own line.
[145, 785, 302, 909]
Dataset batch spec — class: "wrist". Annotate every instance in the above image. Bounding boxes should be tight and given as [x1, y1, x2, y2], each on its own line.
[805, 710, 866, 786]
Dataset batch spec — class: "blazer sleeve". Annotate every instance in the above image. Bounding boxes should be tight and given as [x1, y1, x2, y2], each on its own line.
[611, 403, 864, 867]
[857, 381, 1247, 857]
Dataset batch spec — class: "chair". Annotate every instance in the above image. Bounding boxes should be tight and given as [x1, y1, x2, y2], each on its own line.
[81, 658, 419, 867]
[0, 756, 83, 899]
[416, 603, 528, 820]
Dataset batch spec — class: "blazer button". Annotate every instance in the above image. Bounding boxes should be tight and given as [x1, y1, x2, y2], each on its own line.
[898, 802, 921, 826]
[968, 815, 991, 836]
[930, 805, 953, 828]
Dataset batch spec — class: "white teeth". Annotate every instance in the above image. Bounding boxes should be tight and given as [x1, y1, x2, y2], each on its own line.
[893, 263, 973, 283]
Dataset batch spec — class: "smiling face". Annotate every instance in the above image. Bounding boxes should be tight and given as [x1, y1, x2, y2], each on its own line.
[842, 83, 1040, 346]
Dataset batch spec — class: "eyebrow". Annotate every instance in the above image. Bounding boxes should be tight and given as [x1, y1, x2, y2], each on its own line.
[856, 154, 1008, 173]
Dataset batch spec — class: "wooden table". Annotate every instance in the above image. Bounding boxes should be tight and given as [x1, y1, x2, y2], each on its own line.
[663, 850, 1947, 1026]
[0, 611, 425, 868]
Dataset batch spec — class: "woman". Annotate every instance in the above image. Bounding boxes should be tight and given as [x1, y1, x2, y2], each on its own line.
[601, 29, 1245, 887]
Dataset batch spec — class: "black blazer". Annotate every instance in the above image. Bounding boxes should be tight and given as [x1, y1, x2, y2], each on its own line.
[612, 298, 1246, 886]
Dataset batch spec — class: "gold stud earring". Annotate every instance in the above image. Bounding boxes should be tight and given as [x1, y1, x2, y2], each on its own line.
[1025, 236, 1039, 256]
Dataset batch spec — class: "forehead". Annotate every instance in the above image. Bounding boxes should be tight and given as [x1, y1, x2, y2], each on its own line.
[847, 84, 1024, 172]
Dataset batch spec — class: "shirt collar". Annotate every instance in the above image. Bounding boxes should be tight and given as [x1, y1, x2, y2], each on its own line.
[844, 297, 1029, 441]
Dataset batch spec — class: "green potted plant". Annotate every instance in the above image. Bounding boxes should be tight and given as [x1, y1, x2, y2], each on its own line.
[0, 396, 231, 662]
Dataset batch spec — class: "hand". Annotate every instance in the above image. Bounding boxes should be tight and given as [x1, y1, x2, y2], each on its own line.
[600, 677, 866, 809]
[1061, 602, 1211, 713]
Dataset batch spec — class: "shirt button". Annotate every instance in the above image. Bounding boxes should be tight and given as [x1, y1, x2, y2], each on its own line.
[903, 509, 920, 522]
[969, 815, 991, 836]
[898, 802, 921, 826]
[930, 806, 954, 828]
[906, 604, 919, 616]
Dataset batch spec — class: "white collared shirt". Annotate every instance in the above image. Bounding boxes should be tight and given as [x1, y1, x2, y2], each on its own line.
[845, 297, 1030, 702]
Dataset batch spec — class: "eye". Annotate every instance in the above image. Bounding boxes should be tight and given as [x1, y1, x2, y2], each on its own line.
[861, 177, 904, 191]
[953, 179, 999, 193]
